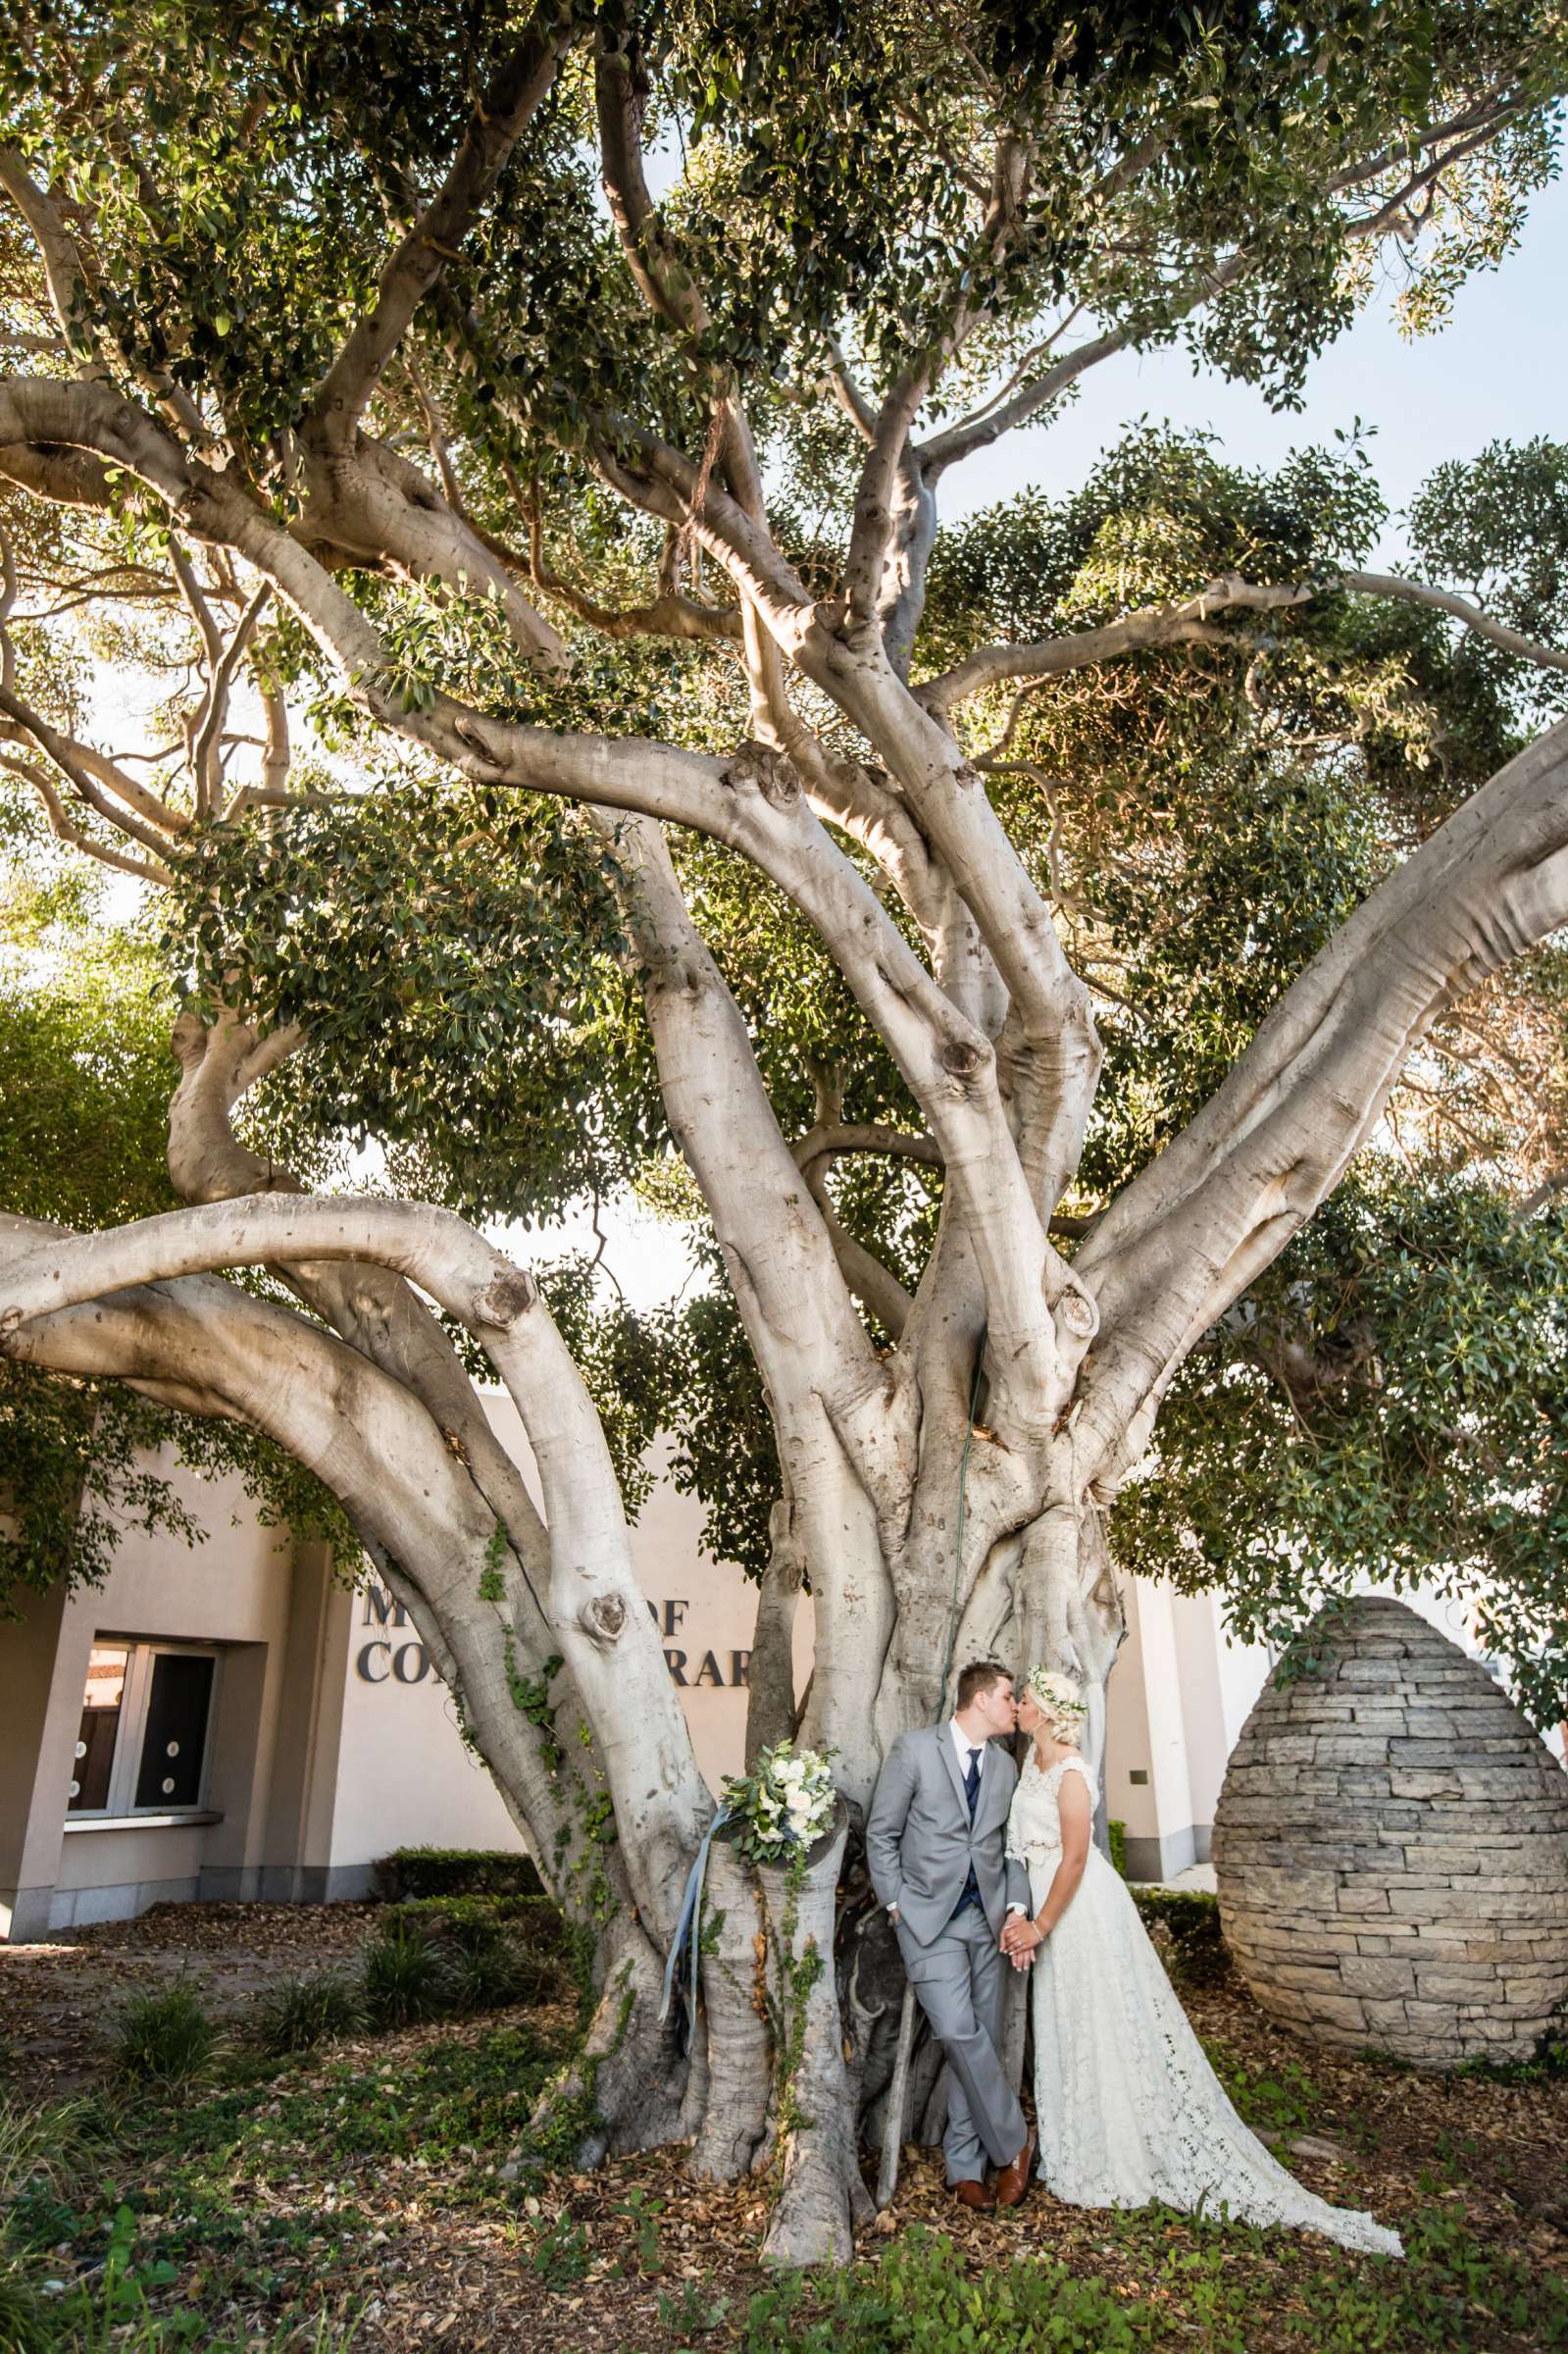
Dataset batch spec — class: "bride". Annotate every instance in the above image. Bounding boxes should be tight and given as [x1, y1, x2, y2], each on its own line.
[1001, 1663, 1402, 2257]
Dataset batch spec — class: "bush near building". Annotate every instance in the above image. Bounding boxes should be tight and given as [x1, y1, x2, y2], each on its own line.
[373, 1847, 545, 1902]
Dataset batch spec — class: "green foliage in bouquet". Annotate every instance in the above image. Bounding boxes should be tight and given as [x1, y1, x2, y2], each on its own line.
[720, 1742, 837, 1868]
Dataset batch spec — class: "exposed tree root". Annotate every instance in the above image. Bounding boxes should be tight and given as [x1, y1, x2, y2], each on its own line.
[527, 1919, 687, 2168]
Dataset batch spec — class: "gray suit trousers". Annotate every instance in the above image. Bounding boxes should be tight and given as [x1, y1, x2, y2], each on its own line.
[905, 1904, 1026, 2182]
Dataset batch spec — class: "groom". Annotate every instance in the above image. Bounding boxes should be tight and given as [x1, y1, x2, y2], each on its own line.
[866, 1660, 1037, 2211]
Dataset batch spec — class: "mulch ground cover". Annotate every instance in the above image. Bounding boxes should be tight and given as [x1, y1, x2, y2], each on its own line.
[1, 1899, 1564, 2352]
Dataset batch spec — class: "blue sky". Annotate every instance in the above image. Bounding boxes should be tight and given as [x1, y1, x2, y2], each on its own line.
[948, 170, 1568, 558]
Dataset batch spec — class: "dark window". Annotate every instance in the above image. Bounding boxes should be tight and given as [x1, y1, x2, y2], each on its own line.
[68, 1645, 129, 1812]
[133, 1654, 215, 1811]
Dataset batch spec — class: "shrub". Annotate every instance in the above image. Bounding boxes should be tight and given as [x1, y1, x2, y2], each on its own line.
[252, 1969, 364, 2057]
[1132, 1888, 1230, 1987]
[382, 1892, 563, 1945]
[382, 1896, 569, 2007]
[359, 1919, 455, 2028]
[110, 1978, 218, 2088]
[1107, 1817, 1128, 1876]
[374, 1847, 542, 1901]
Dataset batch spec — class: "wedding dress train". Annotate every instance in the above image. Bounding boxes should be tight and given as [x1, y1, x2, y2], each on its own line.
[1006, 1752, 1402, 2258]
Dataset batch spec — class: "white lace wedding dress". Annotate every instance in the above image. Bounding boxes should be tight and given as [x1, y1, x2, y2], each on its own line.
[1006, 1752, 1402, 2257]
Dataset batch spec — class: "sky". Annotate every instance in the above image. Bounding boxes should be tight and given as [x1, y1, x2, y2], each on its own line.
[951, 172, 1568, 547]
[529, 167, 1568, 1307]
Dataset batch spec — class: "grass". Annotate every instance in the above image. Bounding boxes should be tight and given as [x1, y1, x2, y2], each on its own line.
[740, 2229, 1155, 2352]
[1203, 2038, 1321, 2138]
[0, 2251, 51, 2354]
[108, 1981, 218, 2090]
[0, 2095, 100, 2205]
[737, 2207, 1568, 2354]
[251, 1969, 365, 2057]
[358, 1918, 455, 2028]
[0, 2019, 563, 2346]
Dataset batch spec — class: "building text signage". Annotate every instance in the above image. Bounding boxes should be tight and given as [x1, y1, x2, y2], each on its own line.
[355, 1588, 750, 1689]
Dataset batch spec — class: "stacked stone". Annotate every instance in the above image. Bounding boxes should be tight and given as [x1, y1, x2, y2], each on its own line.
[1212, 1596, 1568, 2068]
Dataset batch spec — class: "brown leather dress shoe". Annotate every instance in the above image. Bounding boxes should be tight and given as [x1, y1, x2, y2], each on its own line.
[950, 2176, 997, 2212]
[994, 2125, 1037, 2209]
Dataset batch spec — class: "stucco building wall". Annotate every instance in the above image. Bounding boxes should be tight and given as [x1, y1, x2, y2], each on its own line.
[3, 1401, 1253, 1938]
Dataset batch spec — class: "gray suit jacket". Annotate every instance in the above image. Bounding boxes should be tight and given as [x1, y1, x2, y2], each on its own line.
[865, 1725, 1033, 1955]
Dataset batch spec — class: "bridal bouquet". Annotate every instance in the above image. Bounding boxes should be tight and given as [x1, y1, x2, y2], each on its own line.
[721, 1740, 837, 1866]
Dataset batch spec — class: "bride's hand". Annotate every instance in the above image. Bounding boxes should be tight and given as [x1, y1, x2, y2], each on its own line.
[1002, 1911, 1036, 1968]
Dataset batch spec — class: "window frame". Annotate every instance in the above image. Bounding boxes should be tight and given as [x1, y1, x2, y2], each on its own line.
[64, 1638, 222, 1824]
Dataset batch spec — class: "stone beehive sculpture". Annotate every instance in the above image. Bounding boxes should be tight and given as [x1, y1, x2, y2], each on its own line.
[1212, 1596, 1568, 2068]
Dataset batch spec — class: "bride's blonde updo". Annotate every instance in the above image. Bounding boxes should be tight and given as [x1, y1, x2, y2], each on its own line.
[1027, 1664, 1087, 1745]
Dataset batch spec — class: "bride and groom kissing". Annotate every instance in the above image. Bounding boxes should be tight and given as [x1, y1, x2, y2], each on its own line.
[865, 1659, 1403, 2254]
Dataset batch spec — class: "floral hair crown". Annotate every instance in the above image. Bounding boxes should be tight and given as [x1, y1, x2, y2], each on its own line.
[1026, 1664, 1087, 1718]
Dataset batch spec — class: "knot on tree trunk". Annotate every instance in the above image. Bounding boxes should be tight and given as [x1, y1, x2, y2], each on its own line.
[449, 714, 509, 773]
[1054, 1280, 1098, 1342]
[725, 740, 800, 806]
[937, 1034, 990, 1080]
[581, 1592, 628, 1646]
[472, 1264, 536, 1326]
[170, 1008, 217, 1070]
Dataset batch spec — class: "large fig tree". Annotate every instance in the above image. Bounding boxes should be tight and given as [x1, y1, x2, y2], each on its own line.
[3, 0, 1568, 2260]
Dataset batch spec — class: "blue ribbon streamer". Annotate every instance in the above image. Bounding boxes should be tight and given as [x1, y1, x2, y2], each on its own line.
[659, 1801, 733, 2047]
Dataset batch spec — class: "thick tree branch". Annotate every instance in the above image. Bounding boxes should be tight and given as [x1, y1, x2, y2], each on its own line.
[605, 810, 890, 1407]
[1338, 570, 1568, 676]
[0, 147, 103, 372]
[0, 145, 209, 439]
[843, 134, 1031, 633]
[919, 579, 1310, 712]
[0, 1192, 711, 1921]
[595, 38, 710, 342]
[305, 11, 573, 451]
[0, 747, 172, 883]
[1076, 715, 1568, 1487]
[806, 1181, 915, 1337]
[919, 567, 1568, 726]
[0, 1236, 616, 1920]
[791, 1122, 941, 1174]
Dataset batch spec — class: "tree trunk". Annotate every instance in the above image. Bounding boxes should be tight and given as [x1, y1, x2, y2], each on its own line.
[689, 1836, 771, 2180]
[756, 1809, 872, 2266]
[526, 1911, 689, 2167]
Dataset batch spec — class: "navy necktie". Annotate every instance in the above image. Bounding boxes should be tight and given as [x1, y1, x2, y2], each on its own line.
[954, 1745, 983, 1919]
[964, 1745, 981, 1818]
